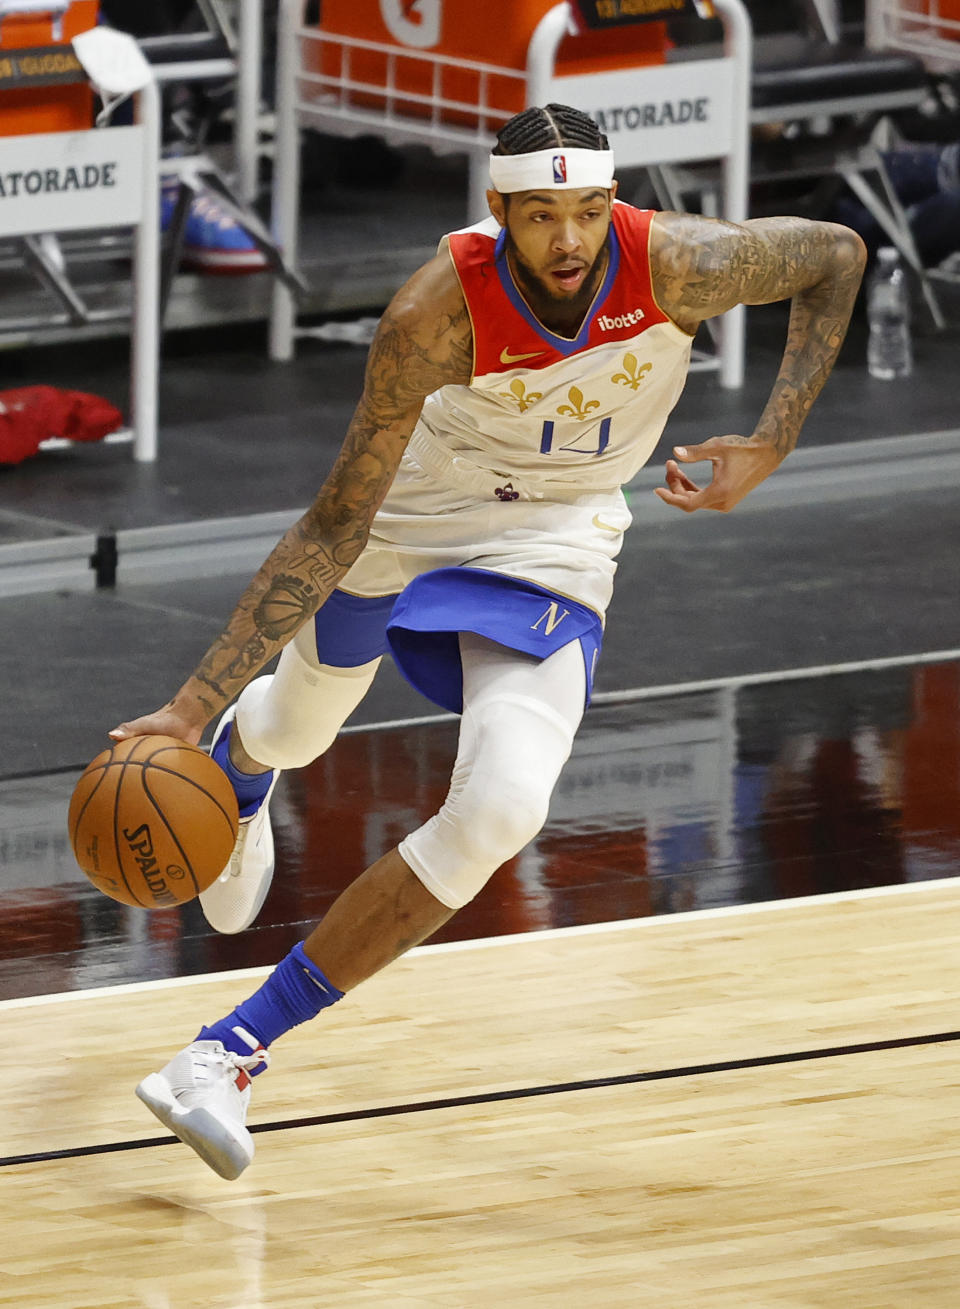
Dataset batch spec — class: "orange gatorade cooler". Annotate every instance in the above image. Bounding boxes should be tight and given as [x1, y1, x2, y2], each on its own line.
[937, 0, 960, 39]
[0, 2, 99, 137]
[311, 0, 670, 130]
[901, 0, 960, 40]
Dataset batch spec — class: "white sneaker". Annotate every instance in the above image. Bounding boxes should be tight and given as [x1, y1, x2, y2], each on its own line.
[201, 704, 280, 934]
[135, 1033, 269, 1180]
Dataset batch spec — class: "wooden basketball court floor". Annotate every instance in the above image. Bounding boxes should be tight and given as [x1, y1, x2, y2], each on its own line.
[3, 650, 960, 1308]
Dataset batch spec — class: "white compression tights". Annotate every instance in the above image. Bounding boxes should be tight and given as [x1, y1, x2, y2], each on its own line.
[399, 633, 586, 908]
[234, 620, 381, 769]
[234, 627, 586, 910]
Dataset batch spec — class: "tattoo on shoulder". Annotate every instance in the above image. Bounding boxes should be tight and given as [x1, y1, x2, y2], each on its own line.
[652, 214, 861, 325]
[362, 298, 472, 429]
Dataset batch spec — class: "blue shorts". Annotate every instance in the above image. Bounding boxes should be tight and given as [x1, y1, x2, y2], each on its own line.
[312, 566, 603, 714]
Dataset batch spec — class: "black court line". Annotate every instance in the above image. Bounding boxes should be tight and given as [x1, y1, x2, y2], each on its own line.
[3, 1027, 960, 1170]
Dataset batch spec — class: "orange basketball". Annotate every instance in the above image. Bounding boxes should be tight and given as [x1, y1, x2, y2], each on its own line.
[68, 736, 240, 908]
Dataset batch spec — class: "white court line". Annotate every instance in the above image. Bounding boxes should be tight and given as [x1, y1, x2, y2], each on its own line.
[591, 647, 960, 706]
[341, 708, 456, 734]
[340, 647, 960, 735]
[3, 876, 958, 1012]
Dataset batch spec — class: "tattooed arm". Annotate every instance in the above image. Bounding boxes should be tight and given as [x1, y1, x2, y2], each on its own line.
[649, 213, 866, 512]
[111, 253, 473, 744]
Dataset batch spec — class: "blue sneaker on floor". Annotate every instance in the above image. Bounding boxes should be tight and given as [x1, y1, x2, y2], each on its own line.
[183, 193, 269, 273]
[202, 702, 280, 934]
[160, 176, 180, 230]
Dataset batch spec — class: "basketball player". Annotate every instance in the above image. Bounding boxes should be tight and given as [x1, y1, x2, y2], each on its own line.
[113, 105, 866, 1179]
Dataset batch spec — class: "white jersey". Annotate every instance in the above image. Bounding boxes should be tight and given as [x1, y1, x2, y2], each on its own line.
[410, 202, 693, 500]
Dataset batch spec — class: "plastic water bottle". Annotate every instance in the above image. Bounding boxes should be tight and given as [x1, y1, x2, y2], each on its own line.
[866, 247, 912, 380]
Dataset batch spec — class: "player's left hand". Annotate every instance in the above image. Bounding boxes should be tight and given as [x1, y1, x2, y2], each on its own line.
[655, 436, 782, 514]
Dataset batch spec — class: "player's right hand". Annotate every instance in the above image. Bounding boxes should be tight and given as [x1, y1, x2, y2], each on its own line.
[109, 706, 204, 746]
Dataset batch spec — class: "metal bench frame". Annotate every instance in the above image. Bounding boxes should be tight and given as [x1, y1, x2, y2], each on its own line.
[268, 0, 753, 389]
[0, 22, 161, 460]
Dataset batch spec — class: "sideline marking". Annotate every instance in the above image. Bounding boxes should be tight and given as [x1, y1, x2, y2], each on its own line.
[2, 1026, 958, 1170]
[591, 647, 960, 707]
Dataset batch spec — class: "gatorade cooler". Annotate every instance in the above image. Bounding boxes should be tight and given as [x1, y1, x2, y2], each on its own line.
[900, 0, 960, 40]
[935, 0, 960, 39]
[310, 0, 670, 130]
[0, 2, 99, 137]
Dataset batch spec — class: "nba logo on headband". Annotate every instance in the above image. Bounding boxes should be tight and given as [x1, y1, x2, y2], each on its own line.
[488, 146, 615, 192]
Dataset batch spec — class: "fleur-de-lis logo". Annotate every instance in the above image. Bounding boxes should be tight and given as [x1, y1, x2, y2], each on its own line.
[556, 386, 601, 421]
[498, 377, 543, 413]
[612, 354, 653, 391]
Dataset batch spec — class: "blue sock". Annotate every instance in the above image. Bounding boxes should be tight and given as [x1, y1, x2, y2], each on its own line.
[211, 720, 274, 817]
[198, 943, 344, 1074]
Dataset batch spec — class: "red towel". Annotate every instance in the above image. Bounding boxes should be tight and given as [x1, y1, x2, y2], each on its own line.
[0, 386, 124, 466]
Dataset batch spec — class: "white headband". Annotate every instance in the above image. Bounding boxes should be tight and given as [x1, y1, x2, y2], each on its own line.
[489, 147, 615, 194]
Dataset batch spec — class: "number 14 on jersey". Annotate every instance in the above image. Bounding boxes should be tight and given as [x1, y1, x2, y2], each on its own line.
[539, 418, 612, 457]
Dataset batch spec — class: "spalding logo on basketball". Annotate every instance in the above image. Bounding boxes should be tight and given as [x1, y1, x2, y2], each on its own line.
[68, 735, 240, 908]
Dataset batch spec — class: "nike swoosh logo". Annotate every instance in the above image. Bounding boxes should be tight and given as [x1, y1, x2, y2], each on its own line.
[500, 347, 545, 365]
[592, 514, 623, 533]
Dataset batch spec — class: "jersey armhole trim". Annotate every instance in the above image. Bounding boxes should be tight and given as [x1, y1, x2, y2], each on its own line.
[446, 238, 478, 384]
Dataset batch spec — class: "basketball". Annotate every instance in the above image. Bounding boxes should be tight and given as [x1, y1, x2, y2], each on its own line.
[68, 736, 240, 909]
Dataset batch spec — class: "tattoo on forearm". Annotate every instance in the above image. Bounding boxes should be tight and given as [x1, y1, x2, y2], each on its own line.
[747, 223, 865, 459]
[253, 574, 317, 640]
[363, 300, 472, 426]
[186, 277, 474, 711]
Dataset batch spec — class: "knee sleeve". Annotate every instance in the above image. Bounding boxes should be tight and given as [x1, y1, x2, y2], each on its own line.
[234, 641, 379, 771]
[399, 635, 585, 910]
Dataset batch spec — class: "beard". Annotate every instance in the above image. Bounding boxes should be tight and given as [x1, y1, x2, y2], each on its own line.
[505, 230, 611, 320]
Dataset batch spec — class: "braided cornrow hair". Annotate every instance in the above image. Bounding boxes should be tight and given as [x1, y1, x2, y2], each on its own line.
[493, 103, 609, 156]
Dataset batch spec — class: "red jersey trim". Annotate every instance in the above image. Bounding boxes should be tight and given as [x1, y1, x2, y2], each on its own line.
[448, 205, 671, 378]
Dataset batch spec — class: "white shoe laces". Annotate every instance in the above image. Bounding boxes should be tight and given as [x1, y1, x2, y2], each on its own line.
[221, 823, 253, 881]
[223, 1046, 271, 1074]
[192, 193, 235, 231]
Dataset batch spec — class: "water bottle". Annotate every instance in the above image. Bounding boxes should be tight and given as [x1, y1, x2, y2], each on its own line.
[866, 247, 912, 380]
